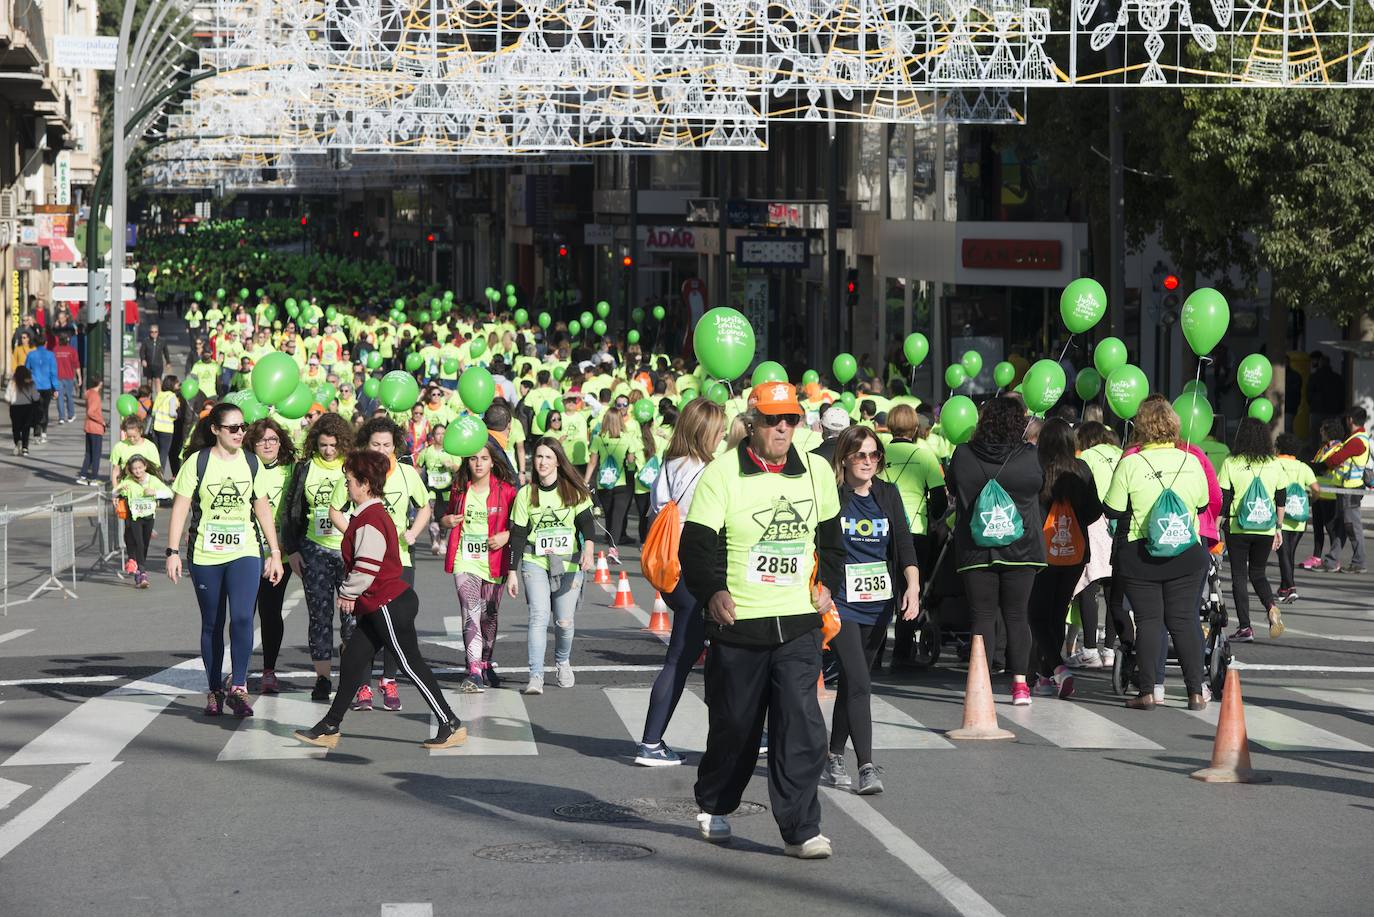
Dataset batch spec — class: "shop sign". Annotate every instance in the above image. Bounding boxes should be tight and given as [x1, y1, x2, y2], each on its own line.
[737, 236, 807, 267]
[961, 238, 1062, 271]
[643, 227, 696, 253]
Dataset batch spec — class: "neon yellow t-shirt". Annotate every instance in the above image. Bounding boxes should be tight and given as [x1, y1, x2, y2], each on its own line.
[882, 440, 946, 535]
[510, 484, 593, 572]
[453, 486, 497, 583]
[173, 450, 272, 565]
[1103, 445, 1209, 544]
[1217, 455, 1287, 536]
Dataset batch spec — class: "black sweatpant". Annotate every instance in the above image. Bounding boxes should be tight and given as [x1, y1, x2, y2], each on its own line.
[829, 619, 885, 765]
[696, 629, 826, 846]
[1121, 568, 1206, 694]
[1028, 564, 1084, 678]
[1312, 500, 1335, 558]
[961, 566, 1036, 678]
[256, 566, 292, 670]
[325, 589, 456, 728]
[599, 484, 634, 545]
[1077, 578, 1121, 649]
[634, 491, 651, 544]
[123, 516, 154, 570]
[37, 389, 52, 434]
[1226, 531, 1276, 629]
[1277, 529, 1302, 591]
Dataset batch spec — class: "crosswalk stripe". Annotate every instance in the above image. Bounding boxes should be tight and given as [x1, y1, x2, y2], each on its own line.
[2, 695, 174, 767]
[1281, 627, 1374, 643]
[1000, 699, 1164, 749]
[0, 776, 28, 811]
[429, 689, 538, 756]
[1287, 687, 1374, 718]
[819, 695, 956, 750]
[380, 905, 432, 917]
[1186, 702, 1374, 752]
[0, 629, 34, 645]
[218, 696, 331, 762]
[604, 686, 711, 753]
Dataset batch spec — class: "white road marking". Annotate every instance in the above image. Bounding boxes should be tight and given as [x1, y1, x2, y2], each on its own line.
[605, 686, 710, 753]
[0, 629, 34, 645]
[380, 905, 432, 917]
[1, 695, 175, 767]
[1288, 687, 1374, 717]
[1186, 702, 1374, 752]
[0, 676, 122, 687]
[218, 696, 330, 762]
[1281, 627, 1374, 643]
[0, 762, 120, 861]
[443, 615, 463, 637]
[1232, 662, 1374, 673]
[0, 776, 28, 810]
[819, 695, 956, 750]
[824, 788, 1007, 917]
[1000, 700, 1163, 750]
[428, 689, 538, 756]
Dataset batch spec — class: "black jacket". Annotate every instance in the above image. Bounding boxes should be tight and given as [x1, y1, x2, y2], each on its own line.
[278, 461, 313, 556]
[946, 440, 1045, 571]
[838, 477, 920, 581]
[1040, 458, 1104, 564]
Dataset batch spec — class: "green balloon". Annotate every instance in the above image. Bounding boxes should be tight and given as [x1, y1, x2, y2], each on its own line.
[1075, 367, 1102, 400]
[944, 364, 967, 389]
[903, 333, 929, 367]
[117, 394, 139, 417]
[1022, 359, 1067, 414]
[468, 338, 486, 359]
[1105, 364, 1148, 420]
[505, 294, 517, 309]
[394, 298, 406, 309]
[276, 382, 314, 420]
[596, 301, 611, 319]
[285, 302, 300, 318]
[627, 330, 640, 345]
[417, 311, 431, 324]
[444, 415, 489, 457]
[801, 369, 820, 386]
[194, 291, 204, 302]
[513, 308, 529, 326]
[1237, 353, 1273, 398]
[568, 320, 582, 336]
[693, 307, 756, 382]
[1174, 391, 1214, 444]
[634, 399, 655, 424]
[960, 350, 984, 379]
[262, 304, 277, 323]
[1248, 398, 1275, 423]
[705, 381, 729, 404]
[459, 366, 496, 414]
[505, 284, 516, 296]
[580, 311, 594, 327]
[442, 358, 459, 375]
[592, 320, 607, 337]
[552, 365, 565, 381]
[216, 288, 227, 300]
[405, 352, 424, 373]
[537, 312, 551, 330]
[363, 377, 381, 398]
[940, 395, 978, 446]
[1182, 379, 1207, 395]
[652, 305, 666, 321]
[840, 391, 857, 412]
[680, 388, 698, 402]
[993, 361, 1016, 389]
[365, 351, 383, 370]
[632, 307, 646, 324]
[239, 394, 269, 424]
[251, 352, 301, 405]
[379, 370, 420, 412]
[314, 383, 337, 406]
[255, 288, 265, 299]
[1094, 337, 1128, 378]
[325, 306, 338, 322]
[751, 361, 788, 387]
[180, 378, 200, 400]
[1181, 288, 1230, 356]
[239, 288, 249, 300]
[444, 290, 454, 301]
[832, 353, 857, 385]
[1060, 277, 1108, 334]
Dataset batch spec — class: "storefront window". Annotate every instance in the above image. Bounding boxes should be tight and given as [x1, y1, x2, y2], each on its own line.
[887, 124, 909, 221]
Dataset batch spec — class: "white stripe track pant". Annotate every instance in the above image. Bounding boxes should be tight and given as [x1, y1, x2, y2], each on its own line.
[324, 588, 458, 727]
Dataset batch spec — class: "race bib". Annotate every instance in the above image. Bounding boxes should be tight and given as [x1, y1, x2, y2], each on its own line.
[312, 506, 334, 539]
[462, 532, 487, 562]
[130, 498, 156, 518]
[535, 526, 575, 557]
[845, 561, 892, 603]
[429, 469, 452, 490]
[746, 541, 805, 586]
[201, 521, 247, 555]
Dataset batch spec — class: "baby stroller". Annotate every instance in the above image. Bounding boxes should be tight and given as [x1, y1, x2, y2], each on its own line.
[1110, 548, 1232, 699]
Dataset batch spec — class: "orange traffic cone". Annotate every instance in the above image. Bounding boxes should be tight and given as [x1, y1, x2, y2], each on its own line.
[594, 551, 610, 585]
[1191, 669, 1271, 783]
[612, 571, 634, 608]
[816, 672, 835, 701]
[947, 634, 1015, 741]
[644, 592, 671, 635]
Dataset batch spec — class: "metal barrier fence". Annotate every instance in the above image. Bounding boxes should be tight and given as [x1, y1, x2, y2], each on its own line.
[1, 486, 123, 615]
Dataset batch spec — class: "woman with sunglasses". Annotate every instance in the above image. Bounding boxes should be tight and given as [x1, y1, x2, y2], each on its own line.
[245, 417, 298, 693]
[165, 403, 285, 717]
[820, 426, 919, 795]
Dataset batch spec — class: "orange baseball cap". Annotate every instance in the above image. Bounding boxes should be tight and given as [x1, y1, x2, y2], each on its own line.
[753, 381, 803, 415]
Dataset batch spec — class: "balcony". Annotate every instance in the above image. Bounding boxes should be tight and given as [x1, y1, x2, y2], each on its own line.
[0, 0, 49, 71]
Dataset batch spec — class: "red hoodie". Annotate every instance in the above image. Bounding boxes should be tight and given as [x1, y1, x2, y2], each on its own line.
[339, 499, 407, 614]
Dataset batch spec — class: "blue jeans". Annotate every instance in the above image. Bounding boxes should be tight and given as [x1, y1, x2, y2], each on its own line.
[80, 433, 102, 479]
[190, 556, 262, 691]
[56, 378, 76, 422]
[522, 564, 583, 676]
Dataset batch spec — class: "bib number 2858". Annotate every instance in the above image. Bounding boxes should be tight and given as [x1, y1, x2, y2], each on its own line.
[746, 542, 804, 586]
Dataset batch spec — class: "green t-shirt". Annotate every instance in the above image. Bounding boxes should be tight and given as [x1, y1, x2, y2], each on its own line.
[881, 440, 945, 535]
[686, 446, 841, 620]
[190, 360, 220, 398]
[1103, 445, 1210, 544]
[1217, 455, 1287, 536]
[255, 462, 291, 551]
[1199, 438, 1230, 471]
[331, 460, 429, 567]
[116, 477, 171, 520]
[419, 445, 460, 497]
[303, 458, 348, 550]
[1080, 443, 1123, 502]
[510, 483, 593, 572]
[111, 438, 160, 474]
[561, 410, 591, 465]
[453, 486, 497, 583]
[592, 431, 640, 489]
[1276, 455, 1318, 532]
[172, 450, 271, 565]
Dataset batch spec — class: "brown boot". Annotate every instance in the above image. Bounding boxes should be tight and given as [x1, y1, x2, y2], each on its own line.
[1188, 693, 1208, 711]
[1125, 692, 1156, 710]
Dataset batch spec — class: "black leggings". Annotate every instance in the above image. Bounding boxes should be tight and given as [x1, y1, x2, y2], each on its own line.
[829, 618, 885, 764]
[1226, 531, 1275, 629]
[123, 516, 154, 569]
[640, 579, 706, 746]
[1077, 578, 1122, 649]
[256, 565, 292, 670]
[1277, 529, 1302, 591]
[9, 403, 34, 448]
[599, 485, 634, 545]
[962, 566, 1035, 678]
[634, 492, 651, 544]
[1312, 500, 1335, 558]
[325, 589, 456, 727]
[1121, 569, 1206, 694]
[1028, 564, 1083, 678]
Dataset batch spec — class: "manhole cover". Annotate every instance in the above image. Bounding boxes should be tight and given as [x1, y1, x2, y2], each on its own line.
[554, 797, 767, 822]
[474, 841, 653, 864]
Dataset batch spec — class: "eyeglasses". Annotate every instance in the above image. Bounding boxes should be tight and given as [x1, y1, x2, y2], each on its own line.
[258, 435, 281, 445]
[849, 450, 881, 463]
[218, 423, 247, 434]
[760, 413, 802, 428]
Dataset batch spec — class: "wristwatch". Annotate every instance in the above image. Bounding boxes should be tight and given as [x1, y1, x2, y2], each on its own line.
[165, 548, 180, 558]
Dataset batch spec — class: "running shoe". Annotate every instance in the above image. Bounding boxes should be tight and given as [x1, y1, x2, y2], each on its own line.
[311, 675, 332, 701]
[380, 680, 402, 711]
[1032, 676, 1057, 698]
[1153, 684, 1165, 705]
[783, 834, 833, 859]
[1267, 606, 1285, 640]
[1278, 588, 1299, 604]
[1343, 565, 1366, 575]
[696, 813, 731, 843]
[855, 764, 884, 796]
[423, 718, 468, 749]
[482, 664, 502, 689]
[821, 753, 852, 788]
[1066, 647, 1103, 669]
[260, 670, 279, 695]
[555, 661, 575, 688]
[134, 571, 149, 589]
[225, 687, 254, 717]
[75, 475, 88, 486]
[124, 558, 137, 575]
[204, 691, 225, 716]
[522, 674, 544, 696]
[1053, 665, 1076, 700]
[294, 721, 340, 748]
[351, 684, 374, 711]
[634, 742, 683, 767]
[1098, 646, 1116, 666]
[1300, 555, 1321, 570]
[1230, 626, 1255, 643]
[1202, 683, 1214, 703]
[459, 674, 485, 694]
[1011, 682, 1032, 706]
[1315, 561, 1341, 573]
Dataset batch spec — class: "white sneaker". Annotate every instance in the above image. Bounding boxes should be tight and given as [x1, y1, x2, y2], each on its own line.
[1099, 647, 1116, 666]
[1152, 684, 1165, 704]
[1066, 648, 1104, 669]
[1061, 625, 1082, 659]
[784, 834, 833, 859]
[522, 675, 544, 696]
[697, 812, 731, 843]
[1202, 683, 1213, 703]
[555, 661, 575, 688]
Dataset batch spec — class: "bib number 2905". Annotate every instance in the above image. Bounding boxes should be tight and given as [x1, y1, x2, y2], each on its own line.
[201, 522, 246, 554]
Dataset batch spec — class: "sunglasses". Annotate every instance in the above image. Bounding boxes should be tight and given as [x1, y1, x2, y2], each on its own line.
[218, 423, 248, 434]
[760, 413, 802, 428]
[849, 450, 881, 463]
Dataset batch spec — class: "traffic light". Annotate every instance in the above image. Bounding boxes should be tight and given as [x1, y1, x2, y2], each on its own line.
[299, 215, 308, 226]
[426, 231, 439, 244]
[1163, 273, 1180, 291]
[845, 268, 859, 308]
[622, 255, 633, 268]
[351, 229, 361, 239]
[557, 244, 569, 258]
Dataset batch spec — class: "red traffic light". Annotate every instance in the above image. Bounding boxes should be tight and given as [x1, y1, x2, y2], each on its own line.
[622, 255, 633, 268]
[558, 245, 569, 258]
[299, 216, 308, 226]
[846, 281, 857, 294]
[1163, 274, 1180, 291]
[351, 229, 360, 239]
[426, 232, 436, 243]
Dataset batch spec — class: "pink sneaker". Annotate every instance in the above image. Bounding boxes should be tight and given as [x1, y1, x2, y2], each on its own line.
[260, 670, 279, 695]
[124, 558, 138, 575]
[351, 684, 374, 711]
[1300, 555, 1321, 570]
[1011, 682, 1032, 706]
[1052, 665, 1076, 700]
[380, 680, 402, 711]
